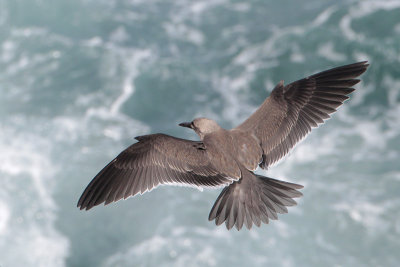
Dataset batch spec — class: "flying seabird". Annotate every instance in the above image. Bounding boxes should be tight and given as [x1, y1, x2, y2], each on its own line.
[77, 61, 369, 230]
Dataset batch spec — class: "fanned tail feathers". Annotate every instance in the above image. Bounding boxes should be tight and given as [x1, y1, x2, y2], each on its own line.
[208, 171, 303, 230]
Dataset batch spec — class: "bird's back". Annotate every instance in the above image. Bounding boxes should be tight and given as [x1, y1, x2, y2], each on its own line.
[202, 129, 242, 179]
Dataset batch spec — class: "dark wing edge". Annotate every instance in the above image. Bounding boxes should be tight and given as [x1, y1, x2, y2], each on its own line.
[236, 61, 369, 168]
[77, 134, 236, 210]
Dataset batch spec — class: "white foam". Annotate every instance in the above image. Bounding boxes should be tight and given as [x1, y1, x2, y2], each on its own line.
[109, 26, 129, 43]
[110, 49, 153, 114]
[0, 201, 10, 235]
[163, 22, 205, 46]
[385, 104, 400, 142]
[190, 2, 209, 14]
[383, 74, 400, 107]
[339, 15, 361, 42]
[290, 140, 331, 164]
[133, 235, 168, 255]
[64, 47, 154, 141]
[210, 72, 257, 124]
[315, 233, 338, 253]
[4, 46, 60, 77]
[311, 6, 337, 27]
[103, 225, 227, 267]
[0, 1, 8, 26]
[352, 51, 371, 64]
[230, 3, 250, 12]
[0, 43, 157, 266]
[0, 123, 70, 266]
[290, 51, 305, 63]
[1, 40, 15, 63]
[357, 0, 400, 15]
[0, 128, 55, 209]
[355, 121, 386, 149]
[189, 0, 228, 16]
[230, 5, 345, 69]
[82, 36, 103, 47]
[333, 201, 389, 232]
[394, 23, 400, 33]
[340, 0, 400, 41]
[317, 42, 347, 62]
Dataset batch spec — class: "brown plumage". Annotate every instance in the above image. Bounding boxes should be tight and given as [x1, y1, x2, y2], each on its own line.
[77, 61, 369, 230]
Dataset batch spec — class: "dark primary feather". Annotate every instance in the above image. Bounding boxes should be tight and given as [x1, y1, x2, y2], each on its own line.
[235, 61, 369, 168]
[77, 134, 236, 210]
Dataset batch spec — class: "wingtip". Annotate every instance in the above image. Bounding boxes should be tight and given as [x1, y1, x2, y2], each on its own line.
[77, 200, 84, 210]
[352, 60, 369, 66]
[358, 60, 370, 70]
[77, 199, 95, 211]
[295, 183, 304, 189]
[354, 61, 370, 74]
[77, 204, 89, 211]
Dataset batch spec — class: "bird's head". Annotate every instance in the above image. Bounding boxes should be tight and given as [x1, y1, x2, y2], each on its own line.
[179, 117, 222, 140]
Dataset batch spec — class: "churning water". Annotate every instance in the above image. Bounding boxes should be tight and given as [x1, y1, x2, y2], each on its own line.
[1, 0, 400, 266]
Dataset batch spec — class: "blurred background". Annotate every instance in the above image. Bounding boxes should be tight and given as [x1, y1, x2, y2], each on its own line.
[1, 0, 399, 266]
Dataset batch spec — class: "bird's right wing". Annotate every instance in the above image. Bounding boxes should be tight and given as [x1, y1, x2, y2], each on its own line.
[235, 61, 369, 168]
[78, 134, 237, 210]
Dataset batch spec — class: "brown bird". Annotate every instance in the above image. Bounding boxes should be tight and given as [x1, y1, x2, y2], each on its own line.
[77, 61, 369, 230]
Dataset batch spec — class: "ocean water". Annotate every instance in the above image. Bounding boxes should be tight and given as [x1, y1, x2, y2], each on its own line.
[1, 0, 400, 266]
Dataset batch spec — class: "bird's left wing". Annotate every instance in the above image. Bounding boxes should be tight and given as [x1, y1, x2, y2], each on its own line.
[77, 134, 236, 210]
[234, 61, 369, 168]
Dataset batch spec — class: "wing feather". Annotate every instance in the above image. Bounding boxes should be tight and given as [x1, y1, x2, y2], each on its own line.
[234, 61, 369, 168]
[78, 134, 236, 210]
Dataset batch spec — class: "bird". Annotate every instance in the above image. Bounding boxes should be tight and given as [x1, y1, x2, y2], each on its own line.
[77, 61, 369, 230]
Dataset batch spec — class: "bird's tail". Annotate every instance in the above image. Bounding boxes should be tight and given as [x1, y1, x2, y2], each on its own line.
[208, 170, 303, 230]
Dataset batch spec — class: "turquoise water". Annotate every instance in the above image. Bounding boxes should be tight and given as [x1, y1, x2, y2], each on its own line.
[1, 0, 400, 266]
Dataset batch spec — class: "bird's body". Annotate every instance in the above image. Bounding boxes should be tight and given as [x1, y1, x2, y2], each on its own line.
[78, 61, 369, 230]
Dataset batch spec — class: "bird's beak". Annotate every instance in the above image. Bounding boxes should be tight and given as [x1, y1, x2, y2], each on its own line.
[179, 122, 192, 129]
